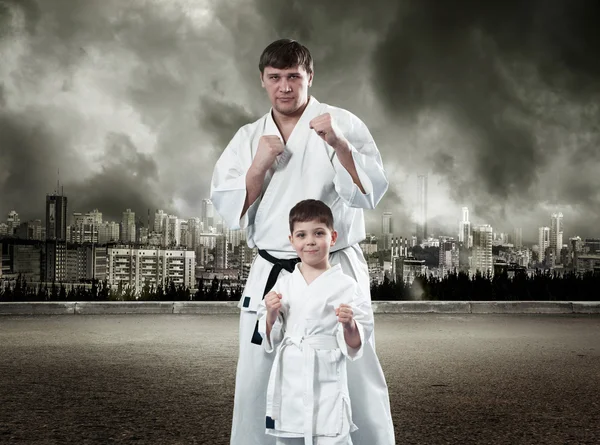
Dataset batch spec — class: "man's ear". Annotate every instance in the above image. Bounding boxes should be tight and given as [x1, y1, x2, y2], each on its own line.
[308, 70, 314, 87]
[260, 72, 265, 88]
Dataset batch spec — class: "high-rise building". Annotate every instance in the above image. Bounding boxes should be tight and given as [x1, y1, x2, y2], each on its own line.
[202, 199, 214, 229]
[538, 227, 550, 263]
[46, 194, 68, 241]
[120, 209, 136, 244]
[458, 206, 472, 248]
[513, 228, 523, 248]
[215, 235, 228, 269]
[471, 224, 493, 276]
[166, 215, 180, 247]
[154, 210, 167, 234]
[439, 240, 460, 276]
[550, 212, 563, 264]
[70, 211, 102, 244]
[381, 211, 393, 250]
[6, 211, 20, 235]
[416, 175, 428, 244]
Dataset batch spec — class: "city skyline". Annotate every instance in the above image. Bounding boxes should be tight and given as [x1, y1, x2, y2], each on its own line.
[1, 1, 600, 241]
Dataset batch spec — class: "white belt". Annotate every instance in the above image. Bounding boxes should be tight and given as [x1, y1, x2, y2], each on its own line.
[267, 334, 339, 445]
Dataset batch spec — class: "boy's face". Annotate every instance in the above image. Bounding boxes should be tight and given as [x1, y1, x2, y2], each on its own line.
[289, 219, 337, 269]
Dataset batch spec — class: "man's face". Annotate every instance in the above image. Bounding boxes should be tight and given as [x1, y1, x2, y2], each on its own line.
[260, 65, 313, 116]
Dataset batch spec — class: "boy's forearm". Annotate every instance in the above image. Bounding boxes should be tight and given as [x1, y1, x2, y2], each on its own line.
[343, 321, 361, 349]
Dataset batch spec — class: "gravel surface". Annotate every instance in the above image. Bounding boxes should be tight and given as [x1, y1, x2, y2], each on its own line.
[0, 314, 598, 445]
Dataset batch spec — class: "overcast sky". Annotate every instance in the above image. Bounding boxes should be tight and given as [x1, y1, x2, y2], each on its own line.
[1, 0, 599, 243]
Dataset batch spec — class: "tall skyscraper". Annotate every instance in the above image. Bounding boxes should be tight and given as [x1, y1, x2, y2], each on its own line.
[121, 209, 136, 244]
[416, 175, 428, 244]
[471, 224, 493, 276]
[458, 206, 472, 248]
[538, 227, 550, 263]
[202, 199, 214, 229]
[154, 210, 167, 233]
[46, 194, 68, 241]
[550, 212, 563, 264]
[513, 227, 523, 248]
[382, 211, 393, 250]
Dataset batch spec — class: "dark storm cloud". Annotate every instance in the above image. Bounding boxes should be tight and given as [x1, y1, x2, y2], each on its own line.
[70, 133, 168, 222]
[2, 0, 600, 241]
[197, 94, 260, 153]
[0, 112, 71, 208]
[371, 0, 600, 233]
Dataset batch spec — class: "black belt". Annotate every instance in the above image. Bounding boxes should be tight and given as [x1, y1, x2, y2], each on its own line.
[249, 250, 301, 345]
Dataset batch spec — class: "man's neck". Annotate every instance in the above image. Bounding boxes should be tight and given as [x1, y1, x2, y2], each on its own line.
[272, 96, 311, 128]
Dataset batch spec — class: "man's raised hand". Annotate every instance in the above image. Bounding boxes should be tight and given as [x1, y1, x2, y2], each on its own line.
[309, 113, 348, 151]
[252, 135, 284, 175]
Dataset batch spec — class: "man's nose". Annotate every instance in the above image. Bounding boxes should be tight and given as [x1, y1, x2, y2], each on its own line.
[280, 79, 291, 92]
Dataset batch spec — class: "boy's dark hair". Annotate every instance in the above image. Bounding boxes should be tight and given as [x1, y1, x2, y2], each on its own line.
[289, 199, 334, 233]
[259, 39, 313, 75]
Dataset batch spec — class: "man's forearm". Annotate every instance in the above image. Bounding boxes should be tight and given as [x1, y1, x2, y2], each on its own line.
[241, 166, 266, 219]
[333, 140, 366, 194]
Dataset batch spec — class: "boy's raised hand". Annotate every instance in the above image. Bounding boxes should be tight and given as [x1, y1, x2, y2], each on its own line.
[265, 291, 283, 325]
[336, 303, 355, 330]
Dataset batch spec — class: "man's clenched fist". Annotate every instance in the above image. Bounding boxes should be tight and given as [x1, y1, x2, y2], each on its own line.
[252, 135, 284, 175]
[309, 113, 347, 151]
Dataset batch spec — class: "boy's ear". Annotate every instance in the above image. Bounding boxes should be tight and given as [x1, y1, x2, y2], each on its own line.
[330, 230, 338, 246]
[289, 234, 293, 244]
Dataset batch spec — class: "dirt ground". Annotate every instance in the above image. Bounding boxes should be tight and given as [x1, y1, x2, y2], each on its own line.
[0, 313, 598, 445]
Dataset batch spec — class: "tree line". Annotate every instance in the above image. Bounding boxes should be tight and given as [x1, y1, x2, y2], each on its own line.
[371, 269, 600, 301]
[0, 276, 243, 302]
[1, 269, 598, 302]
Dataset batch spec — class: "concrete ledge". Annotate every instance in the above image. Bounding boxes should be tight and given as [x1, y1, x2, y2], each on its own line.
[1, 301, 599, 315]
[0, 302, 76, 315]
[373, 301, 471, 314]
[470, 301, 574, 314]
[572, 302, 600, 314]
[75, 302, 174, 315]
[173, 301, 240, 315]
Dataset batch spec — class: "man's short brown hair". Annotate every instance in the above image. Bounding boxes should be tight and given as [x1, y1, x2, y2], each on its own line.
[259, 39, 313, 75]
[289, 199, 334, 234]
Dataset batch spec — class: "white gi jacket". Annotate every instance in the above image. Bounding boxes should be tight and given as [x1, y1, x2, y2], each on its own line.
[210, 96, 388, 312]
[257, 264, 374, 444]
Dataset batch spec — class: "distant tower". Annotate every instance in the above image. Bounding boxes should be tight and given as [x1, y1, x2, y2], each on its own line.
[538, 227, 550, 263]
[458, 206, 472, 248]
[416, 174, 428, 244]
[513, 227, 523, 248]
[382, 211, 393, 250]
[121, 209, 136, 244]
[550, 213, 563, 264]
[202, 199, 214, 229]
[46, 193, 68, 241]
[471, 225, 493, 276]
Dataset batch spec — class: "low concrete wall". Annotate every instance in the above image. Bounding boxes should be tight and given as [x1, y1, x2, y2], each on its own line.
[1, 301, 599, 315]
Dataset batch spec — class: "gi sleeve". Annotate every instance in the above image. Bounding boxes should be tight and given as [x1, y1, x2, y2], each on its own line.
[210, 128, 260, 231]
[257, 284, 286, 353]
[332, 112, 389, 210]
[337, 283, 374, 361]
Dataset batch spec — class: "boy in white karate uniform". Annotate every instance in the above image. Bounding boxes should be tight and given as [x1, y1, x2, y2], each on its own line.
[257, 199, 374, 445]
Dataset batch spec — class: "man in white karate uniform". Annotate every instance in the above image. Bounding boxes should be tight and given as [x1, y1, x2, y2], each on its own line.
[210, 39, 395, 445]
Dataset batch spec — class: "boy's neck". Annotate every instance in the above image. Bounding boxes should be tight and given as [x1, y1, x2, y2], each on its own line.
[299, 261, 331, 285]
